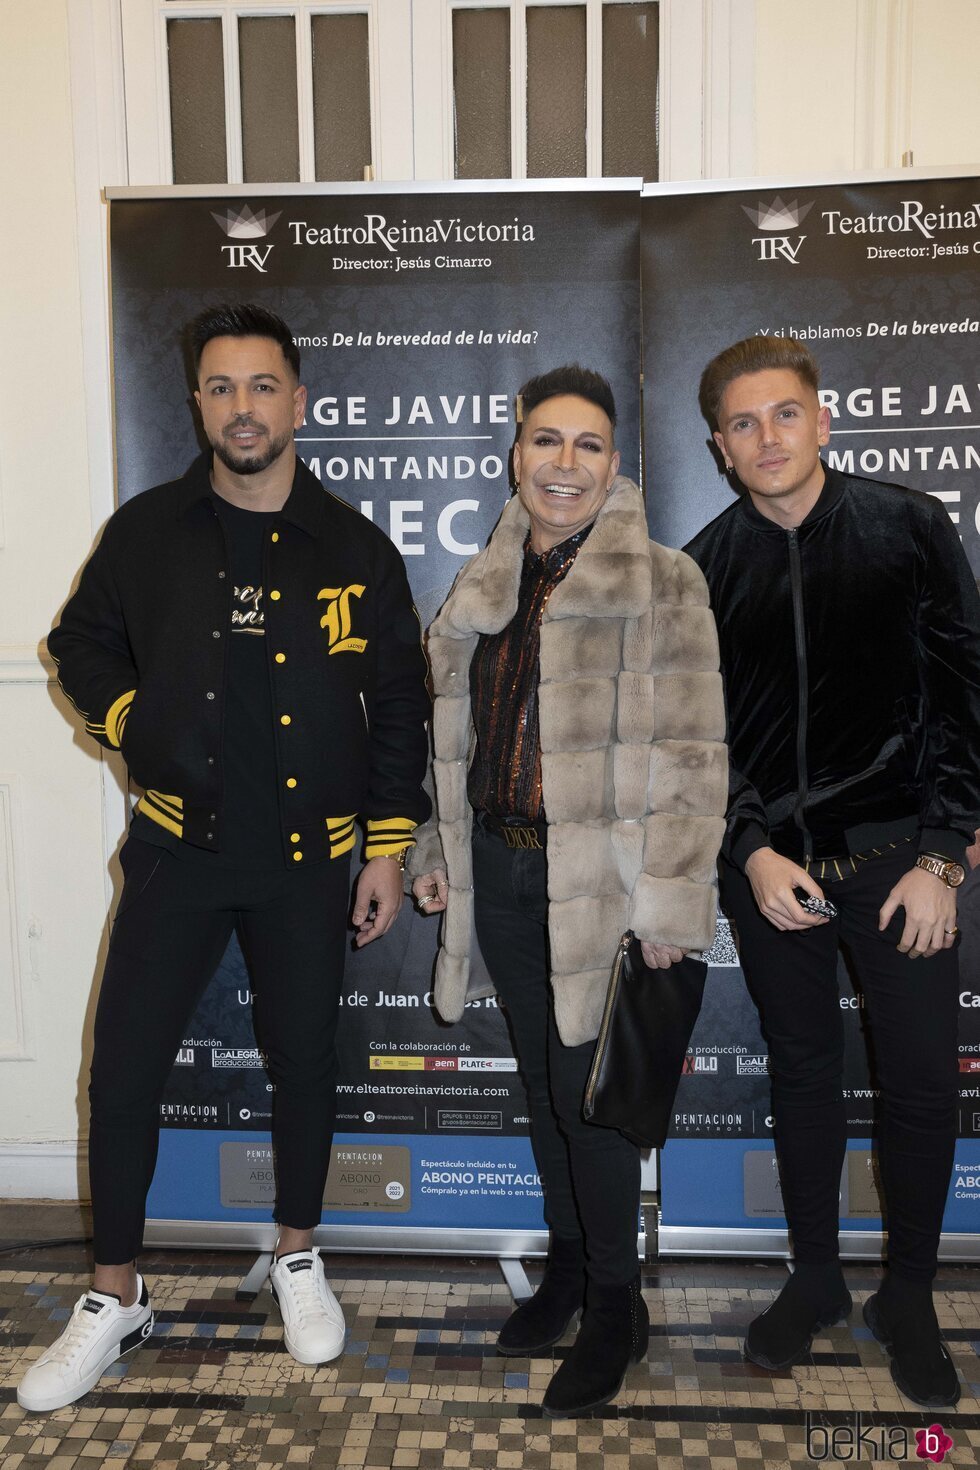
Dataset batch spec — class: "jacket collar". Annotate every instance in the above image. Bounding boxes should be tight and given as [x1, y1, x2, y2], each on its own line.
[174, 452, 327, 538]
[737, 458, 846, 533]
[431, 475, 653, 639]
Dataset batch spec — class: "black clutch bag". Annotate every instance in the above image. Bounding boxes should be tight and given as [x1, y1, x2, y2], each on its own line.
[583, 930, 708, 1149]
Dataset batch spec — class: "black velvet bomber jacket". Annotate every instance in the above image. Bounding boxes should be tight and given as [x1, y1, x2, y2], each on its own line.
[685, 463, 980, 869]
[48, 455, 431, 865]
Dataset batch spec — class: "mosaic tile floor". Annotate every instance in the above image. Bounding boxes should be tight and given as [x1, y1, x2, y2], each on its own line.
[1, 1231, 978, 1469]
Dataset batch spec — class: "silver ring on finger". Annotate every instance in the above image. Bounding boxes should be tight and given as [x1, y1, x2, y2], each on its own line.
[416, 894, 433, 909]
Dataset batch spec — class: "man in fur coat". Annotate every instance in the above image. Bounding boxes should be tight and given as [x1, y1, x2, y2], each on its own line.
[411, 365, 727, 1416]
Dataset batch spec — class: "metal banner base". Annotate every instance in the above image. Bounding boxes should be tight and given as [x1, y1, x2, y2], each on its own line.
[145, 1221, 648, 1305]
[499, 1257, 532, 1303]
[144, 1220, 553, 1257]
[657, 1226, 980, 1262]
[236, 1251, 273, 1301]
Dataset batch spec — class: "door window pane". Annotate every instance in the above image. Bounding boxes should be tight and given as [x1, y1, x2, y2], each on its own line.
[311, 12, 373, 181]
[167, 17, 227, 184]
[453, 9, 511, 178]
[526, 5, 586, 177]
[603, 1, 659, 179]
[240, 16, 299, 183]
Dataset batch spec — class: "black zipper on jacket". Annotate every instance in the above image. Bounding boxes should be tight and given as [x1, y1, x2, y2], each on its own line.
[786, 528, 812, 863]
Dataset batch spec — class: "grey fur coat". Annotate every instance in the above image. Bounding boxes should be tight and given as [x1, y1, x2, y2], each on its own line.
[409, 477, 728, 1047]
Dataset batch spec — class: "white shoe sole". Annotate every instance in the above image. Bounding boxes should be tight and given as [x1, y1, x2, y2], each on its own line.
[281, 1328, 346, 1366]
[17, 1312, 154, 1413]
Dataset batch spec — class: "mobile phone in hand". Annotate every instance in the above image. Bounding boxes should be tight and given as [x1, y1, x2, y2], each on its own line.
[794, 890, 838, 920]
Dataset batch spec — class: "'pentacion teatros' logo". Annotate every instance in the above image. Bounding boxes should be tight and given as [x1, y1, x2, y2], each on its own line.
[742, 195, 813, 265]
[211, 203, 282, 272]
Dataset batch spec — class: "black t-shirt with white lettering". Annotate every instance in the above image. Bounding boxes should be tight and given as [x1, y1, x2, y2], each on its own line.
[131, 495, 283, 867]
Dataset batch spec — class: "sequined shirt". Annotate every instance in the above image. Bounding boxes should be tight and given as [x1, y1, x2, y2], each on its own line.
[468, 522, 594, 821]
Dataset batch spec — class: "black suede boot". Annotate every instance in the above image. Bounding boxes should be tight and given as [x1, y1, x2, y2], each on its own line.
[864, 1277, 961, 1408]
[542, 1275, 649, 1417]
[744, 1263, 852, 1370]
[497, 1238, 586, 1355]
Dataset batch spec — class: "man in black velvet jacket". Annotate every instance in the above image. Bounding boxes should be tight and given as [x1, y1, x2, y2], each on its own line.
[686, 334, 980, 1410]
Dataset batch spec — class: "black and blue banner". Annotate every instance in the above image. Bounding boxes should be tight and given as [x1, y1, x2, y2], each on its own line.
[108, 181, 641, 1244]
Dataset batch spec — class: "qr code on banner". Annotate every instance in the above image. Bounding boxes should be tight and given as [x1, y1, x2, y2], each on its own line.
[703, 913, 739, 967]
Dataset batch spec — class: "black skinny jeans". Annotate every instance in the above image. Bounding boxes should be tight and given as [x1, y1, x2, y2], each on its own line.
[89, 837, 352, 1263]
[472, 821, 641, 1286]
[720, 847, 960, 1282]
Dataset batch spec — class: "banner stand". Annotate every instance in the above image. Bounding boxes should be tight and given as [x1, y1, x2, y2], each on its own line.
[236, 1253, 274, 1301]
[147, 1224, 647, 1309]
[234, 1254, 537, 1307]
[109, 179, 643, 1264]
[641, 167, 980, 1262]
[145, 1221, 646, 1263]
[657, 1226, 980, 1262]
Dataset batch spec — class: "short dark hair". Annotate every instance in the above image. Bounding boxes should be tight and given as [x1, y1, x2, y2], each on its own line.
[518, 364, 617, 430]
[188, 302, 300, 379]
[699, 335, 819, 429]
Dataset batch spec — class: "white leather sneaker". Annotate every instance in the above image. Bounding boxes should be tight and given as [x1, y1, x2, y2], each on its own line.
[269, 1246, 345, 1365]
[17, 1278, 154, 1413]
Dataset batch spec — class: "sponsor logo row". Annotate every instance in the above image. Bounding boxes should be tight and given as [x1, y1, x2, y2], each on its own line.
[173, 1047, 980, 1081]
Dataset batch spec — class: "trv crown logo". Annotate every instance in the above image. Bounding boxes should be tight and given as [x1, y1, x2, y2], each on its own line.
[211, 203, 281, 272]
[743, 195, 813, 264]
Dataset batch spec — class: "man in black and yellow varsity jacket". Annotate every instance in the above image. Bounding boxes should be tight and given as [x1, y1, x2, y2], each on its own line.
[20, 304, 430, 1416]
[49, 428, 430, 865]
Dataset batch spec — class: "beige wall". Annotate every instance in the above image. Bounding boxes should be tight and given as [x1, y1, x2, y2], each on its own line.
[0, 0, 113, 1193]
[0, 0, 976, 1199]
[754, 0, 861, 177]
[754, 0, 980, 178]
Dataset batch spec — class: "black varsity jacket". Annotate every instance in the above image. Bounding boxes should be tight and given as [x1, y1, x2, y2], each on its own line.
[48, 455, 431, 864]
[685, 464, 980, 869]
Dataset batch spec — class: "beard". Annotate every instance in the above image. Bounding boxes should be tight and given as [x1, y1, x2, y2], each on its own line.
[209, 423, 294, 476]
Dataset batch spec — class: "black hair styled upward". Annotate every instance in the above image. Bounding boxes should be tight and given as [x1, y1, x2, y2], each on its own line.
[188, 302, 301, 379]
[518, 364, 617, 430]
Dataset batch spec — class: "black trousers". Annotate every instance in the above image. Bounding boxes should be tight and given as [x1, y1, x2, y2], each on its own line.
[89, 837, 351, 1264]
[720, 847, 960, 1282]
[472, 821, 641, 1286]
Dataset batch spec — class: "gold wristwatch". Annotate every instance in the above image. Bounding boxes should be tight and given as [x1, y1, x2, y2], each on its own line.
[915, 852, 965, 888]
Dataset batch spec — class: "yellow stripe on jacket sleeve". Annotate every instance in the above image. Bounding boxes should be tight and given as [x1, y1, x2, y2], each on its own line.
[136, 791, 184, 839]
[364, 816, 416, 860]
[104, 689, 136, 749]
[326, 815, 357, 860]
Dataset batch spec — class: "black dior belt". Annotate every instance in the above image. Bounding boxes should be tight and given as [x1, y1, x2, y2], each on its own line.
[474, 810, 547, 850]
